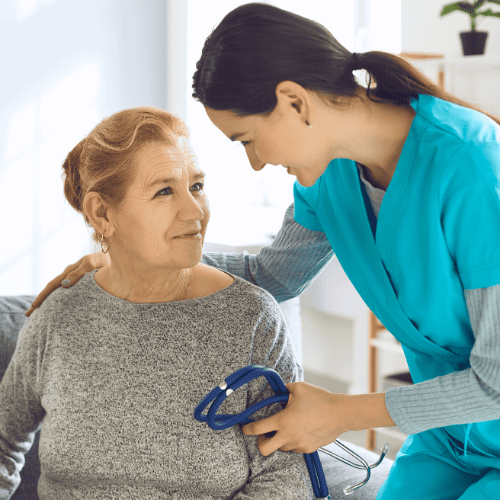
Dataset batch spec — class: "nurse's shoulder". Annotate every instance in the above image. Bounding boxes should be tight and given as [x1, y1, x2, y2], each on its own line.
[419, 94, 500, 144]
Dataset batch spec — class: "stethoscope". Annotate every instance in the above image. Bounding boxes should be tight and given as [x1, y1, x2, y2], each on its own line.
[194, 364, 390, 498]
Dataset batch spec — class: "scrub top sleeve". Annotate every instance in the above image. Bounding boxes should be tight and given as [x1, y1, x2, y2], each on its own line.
[292, 179, 324, 232]
[441, 141, 500, 289]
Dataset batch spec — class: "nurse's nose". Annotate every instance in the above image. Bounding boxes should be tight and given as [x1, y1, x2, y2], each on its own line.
[245, 145, 266, 171]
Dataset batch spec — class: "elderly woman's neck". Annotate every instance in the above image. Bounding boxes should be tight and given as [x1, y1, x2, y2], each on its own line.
[95, 264, 196, 304]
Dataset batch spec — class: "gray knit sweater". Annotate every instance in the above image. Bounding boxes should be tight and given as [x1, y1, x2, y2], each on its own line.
[0, 270, 314, 500]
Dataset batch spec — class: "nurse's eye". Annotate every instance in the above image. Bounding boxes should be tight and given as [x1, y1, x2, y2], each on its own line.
[190, 182, 204, 192]
[240, 141, 250, 147]
[156, 187, 173, 196]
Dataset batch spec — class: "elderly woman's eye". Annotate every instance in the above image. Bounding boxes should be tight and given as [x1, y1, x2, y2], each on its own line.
[190, 182, 204, 192]
[156, 187, 173, 196]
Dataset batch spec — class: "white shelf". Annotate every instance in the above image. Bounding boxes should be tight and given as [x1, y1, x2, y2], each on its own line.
[371, 338, 405, 355]
[442, 55, 500, 68]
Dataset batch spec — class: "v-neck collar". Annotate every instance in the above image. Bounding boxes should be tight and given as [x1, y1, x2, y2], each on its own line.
[360, 96, 425, 261]
[328, 96, 462, 359]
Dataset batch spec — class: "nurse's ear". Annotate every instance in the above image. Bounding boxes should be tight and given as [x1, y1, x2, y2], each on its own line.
[275, 80, 314, 128]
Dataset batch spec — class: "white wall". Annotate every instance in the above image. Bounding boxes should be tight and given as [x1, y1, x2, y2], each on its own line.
[0, 0, 167, 295]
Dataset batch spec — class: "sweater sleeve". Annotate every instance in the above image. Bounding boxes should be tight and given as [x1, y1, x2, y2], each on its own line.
[233, 290, 315, 499]
[385, 285, 500, 435]
[201, 203, 334, 303]
[0, 309, 46, 499]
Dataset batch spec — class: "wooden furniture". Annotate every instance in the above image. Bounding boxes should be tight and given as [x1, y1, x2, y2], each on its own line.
[367, 314, 387, 450]
[366, 312, 412, 450]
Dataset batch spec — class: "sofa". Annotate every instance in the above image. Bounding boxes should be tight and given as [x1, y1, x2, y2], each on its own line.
[0, 295, 393, 500]
[0, 296, 40, 500]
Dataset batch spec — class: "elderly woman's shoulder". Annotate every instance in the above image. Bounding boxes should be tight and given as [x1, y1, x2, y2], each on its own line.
[201, 266, 279, 305]
[33, 271, 94, 320]
[194, 264, 235, 297]
[193, 264, 280, 311]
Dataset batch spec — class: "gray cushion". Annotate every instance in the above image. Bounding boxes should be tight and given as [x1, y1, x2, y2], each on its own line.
[0, 295, 40, 500]
[0, 296, 34, 380]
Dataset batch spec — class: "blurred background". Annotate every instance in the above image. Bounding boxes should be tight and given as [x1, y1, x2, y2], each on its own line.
[2, 0, 499, 456]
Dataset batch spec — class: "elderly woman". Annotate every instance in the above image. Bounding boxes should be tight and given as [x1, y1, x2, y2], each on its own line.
[0, 107, 315, 499]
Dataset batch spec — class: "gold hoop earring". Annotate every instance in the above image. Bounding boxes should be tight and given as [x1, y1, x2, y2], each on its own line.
[100, 233, 111, 254]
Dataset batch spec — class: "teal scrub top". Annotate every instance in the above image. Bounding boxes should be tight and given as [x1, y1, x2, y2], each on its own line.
[293, 93, 500, 458]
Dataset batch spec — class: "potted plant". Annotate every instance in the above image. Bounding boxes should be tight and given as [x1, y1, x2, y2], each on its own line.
[440, 1, 500, 55]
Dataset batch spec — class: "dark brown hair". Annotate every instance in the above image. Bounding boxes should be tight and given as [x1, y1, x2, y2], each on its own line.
[193, 2, 500, 125]
[62, 107, 188, 242]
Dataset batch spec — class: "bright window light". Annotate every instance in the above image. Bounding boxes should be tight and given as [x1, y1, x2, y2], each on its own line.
[39, 63, 99, 137]
[5, 103, 37, 162]
[0, 64, 99, 295]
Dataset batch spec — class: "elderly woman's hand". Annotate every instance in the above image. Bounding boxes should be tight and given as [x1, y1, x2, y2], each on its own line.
[25, 251, 111, 317]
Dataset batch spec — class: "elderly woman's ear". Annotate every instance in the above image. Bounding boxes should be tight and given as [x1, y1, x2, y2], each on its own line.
[83, 191, 116, 240]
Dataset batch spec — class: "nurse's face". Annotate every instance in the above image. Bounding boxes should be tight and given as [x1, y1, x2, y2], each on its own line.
[204, 83, 333, 187]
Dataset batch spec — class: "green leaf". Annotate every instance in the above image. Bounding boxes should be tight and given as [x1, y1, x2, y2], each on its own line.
[478, 8, 500, 15]
[458, 2, 476, 13]
[440, 2, 470, 16]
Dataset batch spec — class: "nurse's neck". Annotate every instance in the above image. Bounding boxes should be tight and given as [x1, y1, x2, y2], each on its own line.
[321, 88, 416, 191]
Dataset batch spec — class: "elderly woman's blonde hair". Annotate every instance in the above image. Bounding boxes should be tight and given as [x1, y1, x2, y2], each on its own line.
[62, 107, 189, 243]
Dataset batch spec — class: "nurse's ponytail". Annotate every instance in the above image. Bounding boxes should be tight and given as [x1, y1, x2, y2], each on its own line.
[193, 3, 500, 126]
[358, 51, 500, 125]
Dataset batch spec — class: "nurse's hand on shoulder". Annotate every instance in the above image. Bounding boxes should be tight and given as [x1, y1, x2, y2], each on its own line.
[25, 251, 110, 317]
[241, 381, 350, 456]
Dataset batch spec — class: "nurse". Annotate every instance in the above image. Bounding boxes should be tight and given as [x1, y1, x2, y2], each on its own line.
[26, 3, 500, 498]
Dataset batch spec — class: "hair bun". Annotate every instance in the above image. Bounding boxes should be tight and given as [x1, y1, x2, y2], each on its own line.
[62, 138, 85, 212]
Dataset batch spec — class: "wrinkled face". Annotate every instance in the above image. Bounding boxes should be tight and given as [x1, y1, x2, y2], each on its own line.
[109, 140, 209, 270]
[204, 105, 332, 187]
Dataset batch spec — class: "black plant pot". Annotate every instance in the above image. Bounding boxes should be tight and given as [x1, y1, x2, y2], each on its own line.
[459, 31, 488, 56]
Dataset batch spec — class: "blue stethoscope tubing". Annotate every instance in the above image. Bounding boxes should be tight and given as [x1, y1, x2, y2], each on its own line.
[194, 364, 389, 498]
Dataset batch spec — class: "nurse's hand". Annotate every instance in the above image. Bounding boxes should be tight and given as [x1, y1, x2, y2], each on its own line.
[242, 384, 395, 456]
[25, 251, 110, 317]
[242, 381, 349, 456]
